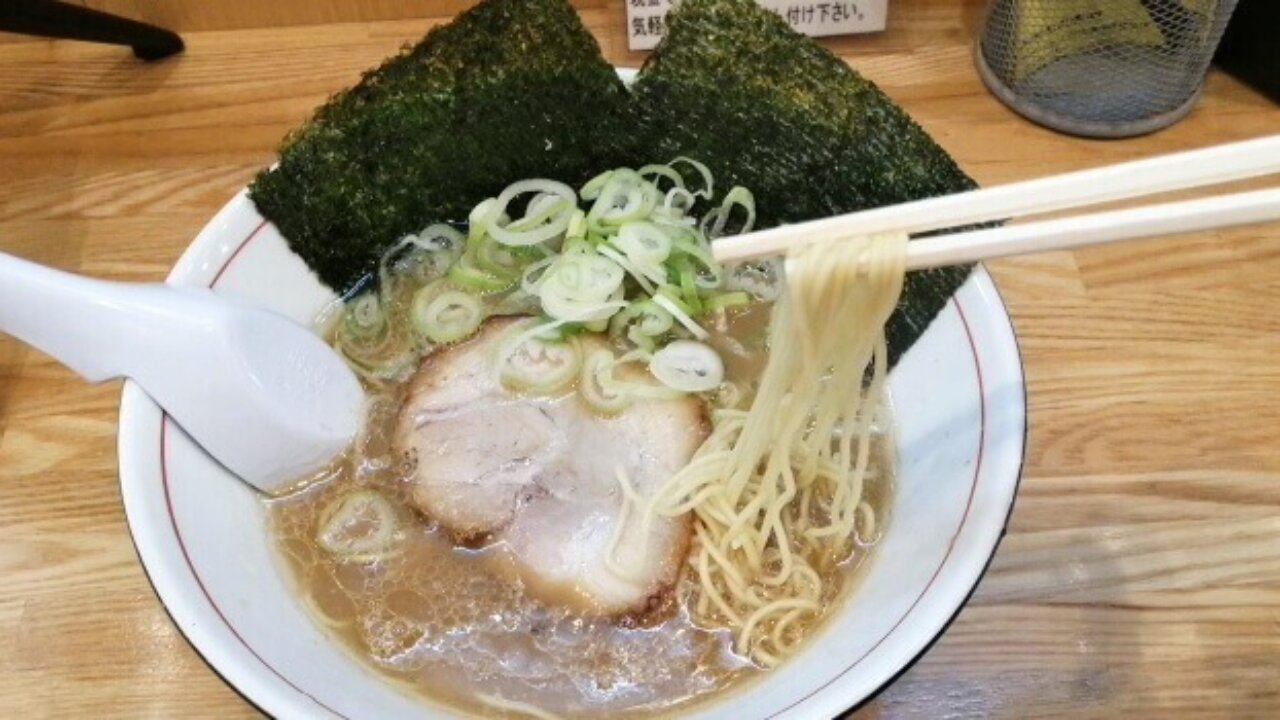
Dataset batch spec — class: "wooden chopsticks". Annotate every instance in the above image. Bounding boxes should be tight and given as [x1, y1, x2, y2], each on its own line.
[710, 134, 1280, 270]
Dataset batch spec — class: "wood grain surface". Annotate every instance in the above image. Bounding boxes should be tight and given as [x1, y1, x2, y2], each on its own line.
[2, 1, 1279, 718]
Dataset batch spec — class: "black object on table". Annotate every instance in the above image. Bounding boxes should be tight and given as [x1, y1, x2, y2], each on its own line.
[0, 0, 183, 61]
[1214, 0, 1278, 103]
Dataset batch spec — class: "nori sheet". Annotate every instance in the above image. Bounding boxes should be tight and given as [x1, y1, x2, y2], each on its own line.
[633, 0, 979, 365]
[249, 0, 636, 293]
[250, 0, 979, 364]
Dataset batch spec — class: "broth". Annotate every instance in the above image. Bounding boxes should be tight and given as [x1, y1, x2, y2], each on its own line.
[267, 307, 891, 718]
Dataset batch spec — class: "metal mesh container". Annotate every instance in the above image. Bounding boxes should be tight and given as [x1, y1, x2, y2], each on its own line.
[976, 0, 1239, 138]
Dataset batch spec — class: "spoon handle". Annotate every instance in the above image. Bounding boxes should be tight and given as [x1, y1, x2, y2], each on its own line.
[0, 250, 366, 491]
[0, 251, 202, 382]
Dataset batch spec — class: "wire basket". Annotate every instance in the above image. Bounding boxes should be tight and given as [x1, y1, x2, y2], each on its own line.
[976, 0, 1239, 138]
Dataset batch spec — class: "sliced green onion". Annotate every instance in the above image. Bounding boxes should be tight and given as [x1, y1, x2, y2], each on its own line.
[487, 288, 541, 317]
[520, 255, 558, 295]
[596, 244, 657, 295]
[655, 285, 694, 314]
[669, 232, 724, 290]
[472, 234, 527, 279]
[506, 193, 570, 232]
[702, 185, 756, 239]
[377, 225, 464, 301]
[705, 291, 752, 312]
[671, 157, 714, 199]
[545, 254, 623, 297]
[608, 348, 686, 400]
[609, 300, 674, 351]
[631, 300, 675, 337]
[561, 235, 595, 256]
[659, 187, 697, 219]
[566, 209, 588, 242]
[541, 297, 627, 324]
[317, 490, 403, 563]
[483, 179, 577, 247]
[586, 169, 660, 234]
[495, 321, 582, 395]
[614, 222, 672, 265]
[674, 257, 704, 315]
[637, 163, 686, 193]
[650, 340, 724, 393]
[579, 348, 633, 415]
[652, 291, 709, 340]
[538, 253, 626, 322]
[468, 198, 504, 243]
[448, 250, 517, 293]
[332, 294, 402, 376]
[604, 221, 673, 291]
[580, 170, 613, 200]
[337, 347, 419, 383]
[353, 162, 758, 407]
[411, 283, 485, 344]
[343, 292, 387, 341]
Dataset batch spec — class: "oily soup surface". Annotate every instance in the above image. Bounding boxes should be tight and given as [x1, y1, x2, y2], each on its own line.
[267, 309, 891, 718]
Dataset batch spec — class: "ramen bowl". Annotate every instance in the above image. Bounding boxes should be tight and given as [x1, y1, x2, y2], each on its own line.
[118, 187, 1026, 719]
[118, 182, 1026, 718]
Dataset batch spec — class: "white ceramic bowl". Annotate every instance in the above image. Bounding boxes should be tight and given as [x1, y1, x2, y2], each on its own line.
[117, 190, 1025, 720]
[117, 78, 1026, 715]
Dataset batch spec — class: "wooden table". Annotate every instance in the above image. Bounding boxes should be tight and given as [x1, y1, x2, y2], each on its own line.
[2, 1, 1278, 717]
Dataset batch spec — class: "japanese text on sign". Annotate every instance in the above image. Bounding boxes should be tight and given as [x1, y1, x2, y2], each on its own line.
[626, 1, 888, 51]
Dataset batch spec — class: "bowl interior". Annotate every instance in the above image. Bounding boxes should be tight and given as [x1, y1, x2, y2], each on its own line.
[118, 190, 1025, 719]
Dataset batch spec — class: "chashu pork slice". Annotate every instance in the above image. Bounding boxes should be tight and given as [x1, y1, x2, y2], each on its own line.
[394, 317, 707, 616]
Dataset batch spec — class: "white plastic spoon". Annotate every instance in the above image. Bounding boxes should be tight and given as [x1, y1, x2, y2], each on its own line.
[0, 251, 365, 493]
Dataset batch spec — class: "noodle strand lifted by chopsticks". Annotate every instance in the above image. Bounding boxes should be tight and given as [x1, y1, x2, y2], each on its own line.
[648, 232, 907, 666]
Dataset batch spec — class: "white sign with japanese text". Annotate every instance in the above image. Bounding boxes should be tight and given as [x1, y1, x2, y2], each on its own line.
[625, 1, 888, 51]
